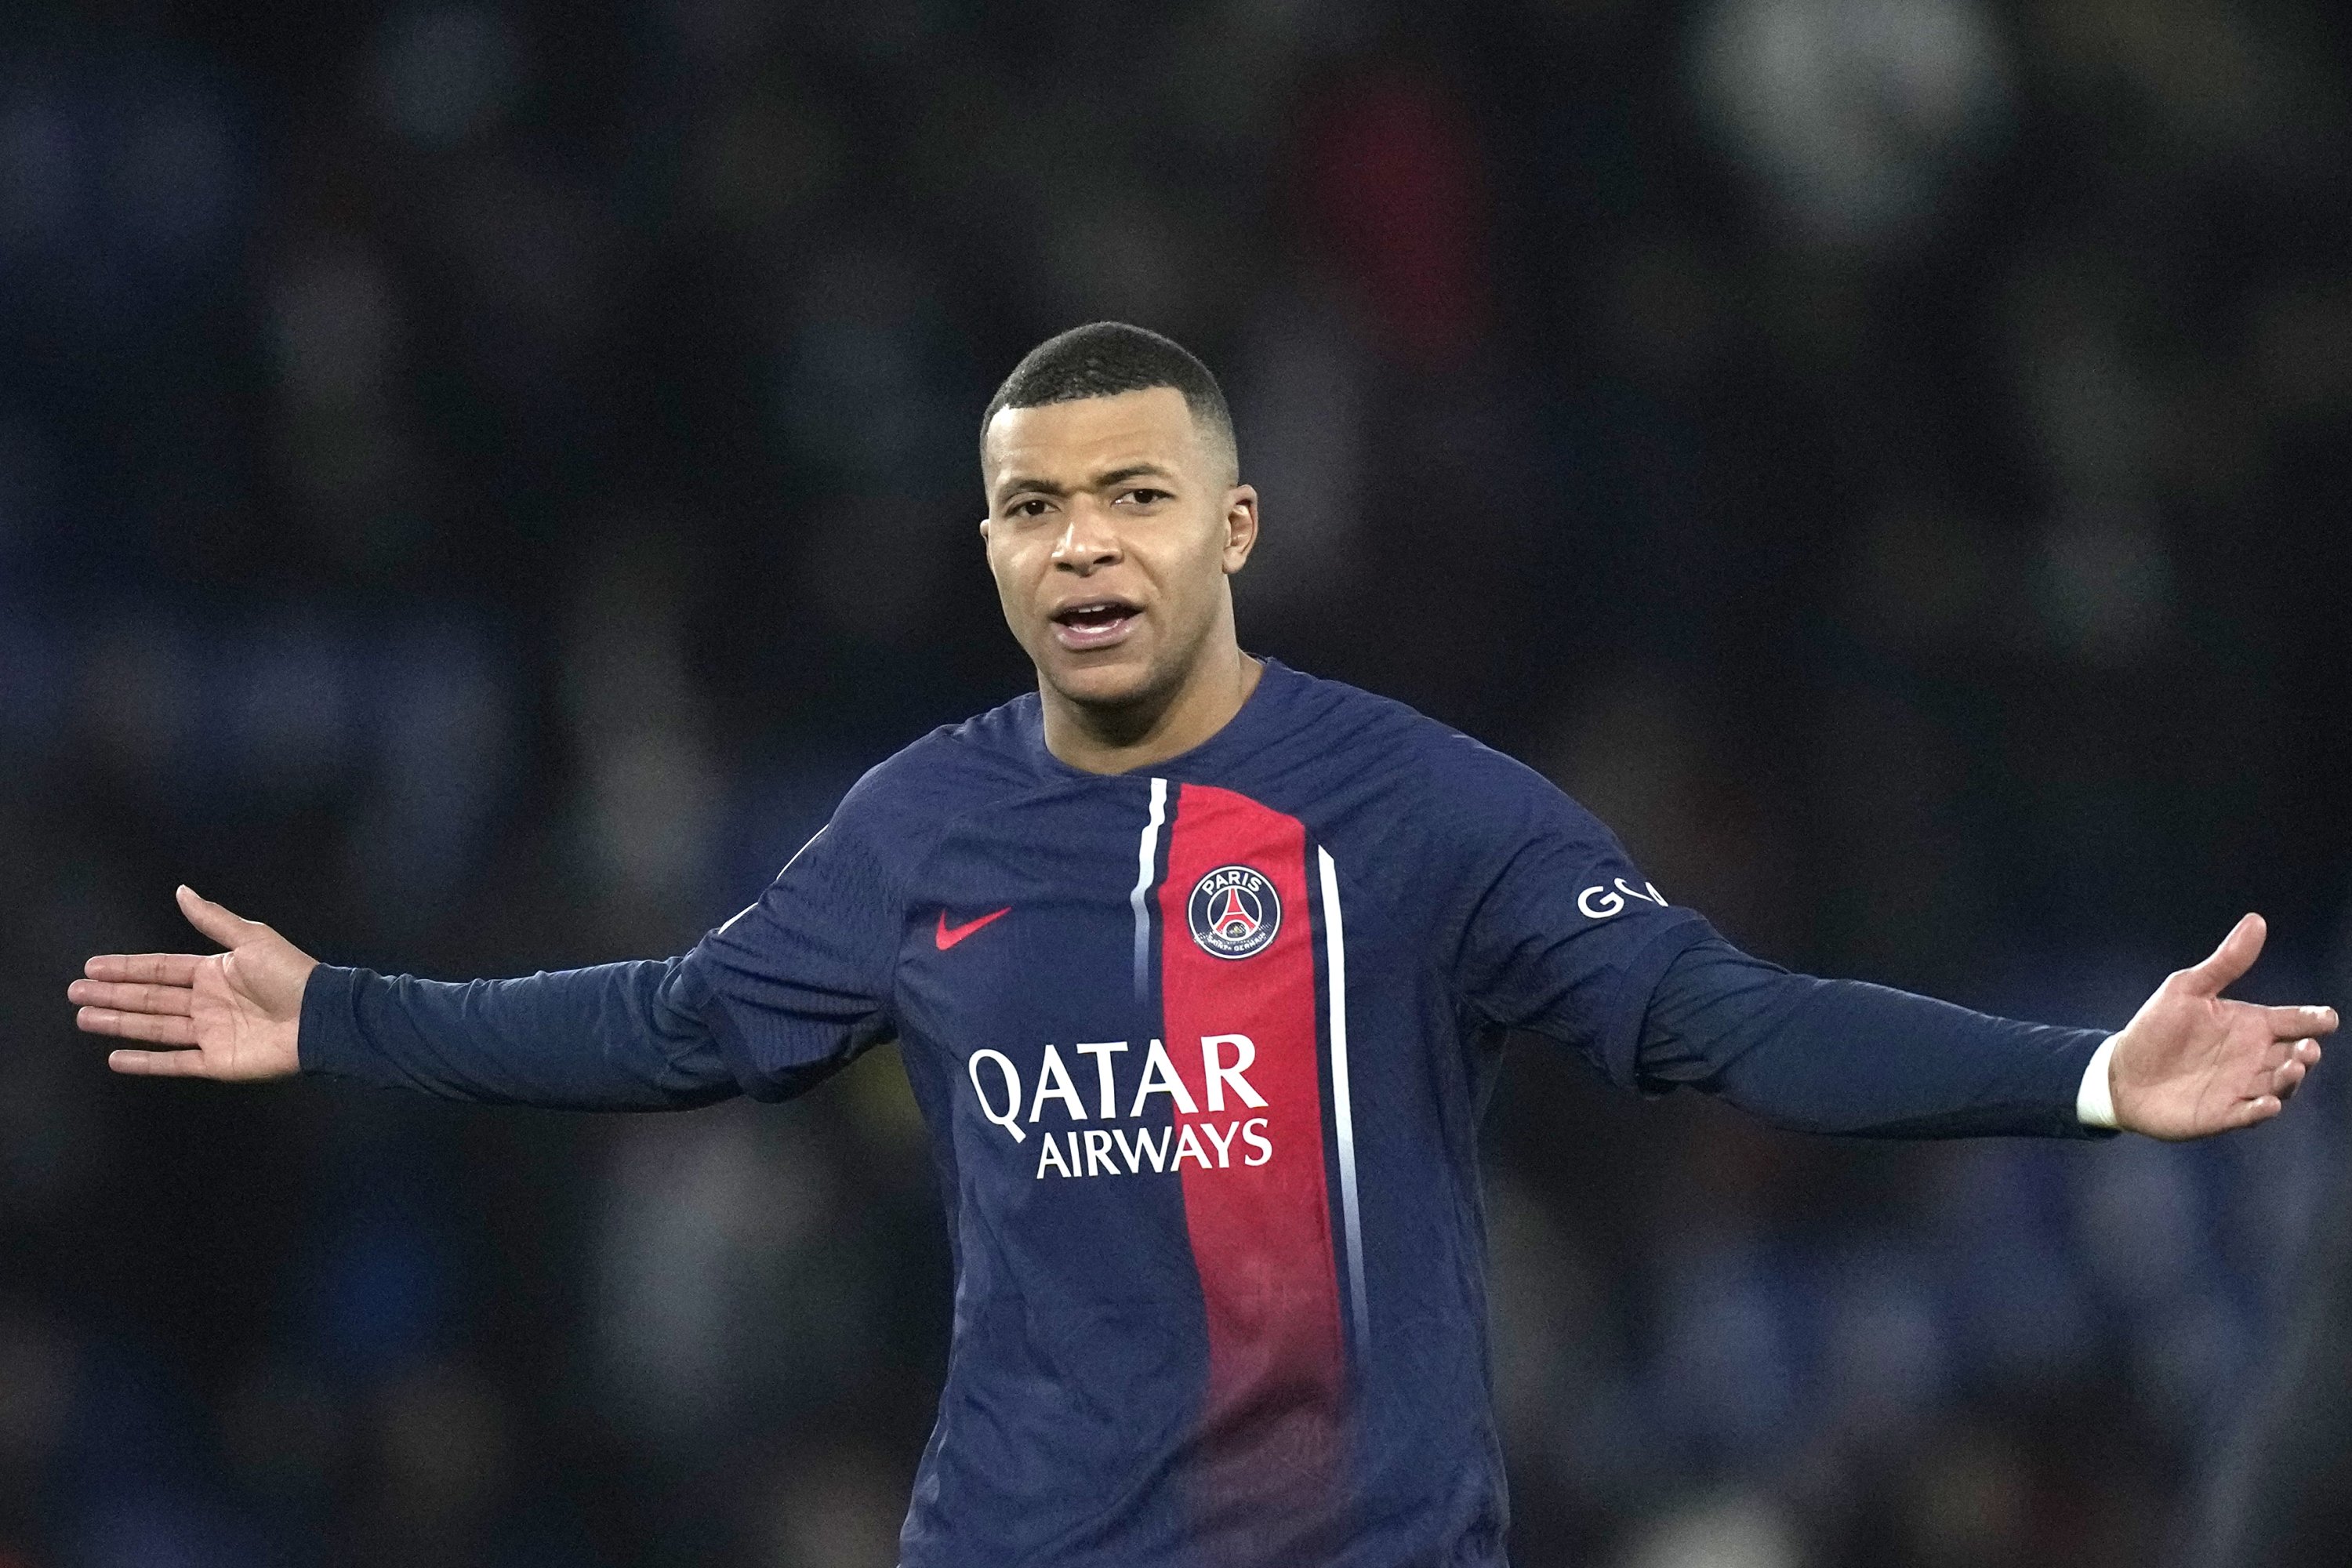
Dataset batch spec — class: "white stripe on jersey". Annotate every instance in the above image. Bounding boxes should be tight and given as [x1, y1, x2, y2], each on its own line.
[1319, 845, 1369, 1353]
[1129, 779, 1168, 999]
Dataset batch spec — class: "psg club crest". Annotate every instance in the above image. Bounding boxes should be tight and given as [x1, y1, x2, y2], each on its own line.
[1186, 865, 1281, 960]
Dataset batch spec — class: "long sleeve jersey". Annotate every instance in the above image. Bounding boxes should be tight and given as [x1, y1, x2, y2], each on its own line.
[301, 659, 2110, 1566]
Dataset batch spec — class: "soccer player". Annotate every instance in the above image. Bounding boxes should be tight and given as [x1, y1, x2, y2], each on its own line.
[71, 323, 2335, 1566]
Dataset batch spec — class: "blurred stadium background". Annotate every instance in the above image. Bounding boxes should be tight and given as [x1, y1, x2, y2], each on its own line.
[3, 0, 2350, 1563]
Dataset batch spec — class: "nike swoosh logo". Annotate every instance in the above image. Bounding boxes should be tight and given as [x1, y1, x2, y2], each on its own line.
[935, 906, 1012, 950]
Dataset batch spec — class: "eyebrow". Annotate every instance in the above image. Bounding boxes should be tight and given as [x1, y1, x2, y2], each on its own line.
[1094, 463, 1176, 488]
[993, 463, 1179, 505]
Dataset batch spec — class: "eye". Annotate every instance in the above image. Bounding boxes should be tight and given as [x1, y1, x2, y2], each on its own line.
[1119, 488, 1171, 506]
[1007, 497, 1053, 518]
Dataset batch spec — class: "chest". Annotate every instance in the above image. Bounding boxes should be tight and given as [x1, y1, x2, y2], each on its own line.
[895, 780, 1374, 1143]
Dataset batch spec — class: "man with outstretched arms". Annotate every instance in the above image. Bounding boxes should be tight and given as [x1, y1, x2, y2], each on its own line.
[73, 324, 2336, 1566]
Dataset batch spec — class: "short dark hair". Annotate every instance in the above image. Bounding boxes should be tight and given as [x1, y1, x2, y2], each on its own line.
[980, 321, 1236, 470]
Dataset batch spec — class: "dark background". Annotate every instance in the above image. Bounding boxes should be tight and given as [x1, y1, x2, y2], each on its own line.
[3, 1, 2349, 1564]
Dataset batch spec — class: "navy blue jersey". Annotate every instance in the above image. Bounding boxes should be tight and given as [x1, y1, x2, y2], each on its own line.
[303, 659, 2108, 1565]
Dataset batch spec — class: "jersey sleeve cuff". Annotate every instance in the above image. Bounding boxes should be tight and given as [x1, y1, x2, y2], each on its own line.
[2076, 1035, 2119, 1130]
[297, 963, 366, 1077]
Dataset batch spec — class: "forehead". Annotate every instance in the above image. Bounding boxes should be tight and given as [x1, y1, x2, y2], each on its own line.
[982, 387, 1203, 489]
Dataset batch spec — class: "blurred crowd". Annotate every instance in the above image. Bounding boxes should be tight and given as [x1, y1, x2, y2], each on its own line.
[3, 0, 2349, 1564]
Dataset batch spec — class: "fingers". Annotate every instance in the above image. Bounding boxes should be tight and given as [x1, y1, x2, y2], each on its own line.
[176, 885, 265, 950]
[83, 953, 201, 985]
[107, 1047, 215, 1077]
[76, 1007, 196, 1046]
[2233, 1094, 2283, 1129]
[2255, 1033, 2323, 1066]
[2270, 1049, 2313, 1102]
[66, 978, 194, 1016]
[2261, 1003, 2340, 1039]
[2214, 1040, 2321, 1130]
[2180, 913, 2265, 997]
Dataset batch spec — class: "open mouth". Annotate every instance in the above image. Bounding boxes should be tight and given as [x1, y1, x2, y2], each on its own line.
[1050, 597, 1141, 651]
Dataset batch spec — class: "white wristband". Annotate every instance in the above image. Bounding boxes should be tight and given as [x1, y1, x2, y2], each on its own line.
[2076, 1036, 2118, 1130]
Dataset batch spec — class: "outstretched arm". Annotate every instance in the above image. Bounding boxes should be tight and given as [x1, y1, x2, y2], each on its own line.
[1639, 914, 2332, 1140]
[71, 886, 736, 1110]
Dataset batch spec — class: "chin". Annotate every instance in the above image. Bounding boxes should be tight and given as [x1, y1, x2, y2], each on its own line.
[1044, 652, 1166, 712]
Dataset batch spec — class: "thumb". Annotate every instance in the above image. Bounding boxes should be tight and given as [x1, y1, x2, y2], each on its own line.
[176, 884, 264, 950]
[2181, 912, 2265, 997]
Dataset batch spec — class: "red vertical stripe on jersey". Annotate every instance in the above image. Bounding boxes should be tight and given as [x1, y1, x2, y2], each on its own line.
[1156, 783, 1345, 1535]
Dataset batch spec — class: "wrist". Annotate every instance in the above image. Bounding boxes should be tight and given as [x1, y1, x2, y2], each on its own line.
[2077, 1035, 2119, 1130]
[293, 961, 349, 1076]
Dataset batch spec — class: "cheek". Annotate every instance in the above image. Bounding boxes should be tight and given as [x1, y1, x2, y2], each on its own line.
[989, 545, 1056, 637]
[1123, 535, 1210, 639]
[985, 541, 1033, 601]
[1172, 521, 1231, 598]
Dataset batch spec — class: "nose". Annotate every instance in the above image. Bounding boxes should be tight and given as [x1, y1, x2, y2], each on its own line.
[1050, 498, 1122, 574]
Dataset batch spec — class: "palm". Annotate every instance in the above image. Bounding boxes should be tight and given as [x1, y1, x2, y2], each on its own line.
[2108, 914, 2335, 1141]
[185, 947, 298, 1075]
[70, 887, 315, 1081]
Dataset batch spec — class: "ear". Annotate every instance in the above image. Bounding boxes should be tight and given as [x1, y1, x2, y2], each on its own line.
[1220, 485, 1259, 575]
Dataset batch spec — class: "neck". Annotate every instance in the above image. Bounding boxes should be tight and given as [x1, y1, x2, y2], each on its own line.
[1040, 642, 1263, 775]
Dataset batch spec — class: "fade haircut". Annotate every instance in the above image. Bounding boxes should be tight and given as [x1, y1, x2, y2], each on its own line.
[981, 321, 1237, 477]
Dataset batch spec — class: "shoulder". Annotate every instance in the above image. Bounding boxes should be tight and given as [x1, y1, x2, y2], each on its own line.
[1254, 662, 1468, 781]
[1269, 663, 1584, 825]
[1256, 665, 1637, 919]
[825, 690, 1049, 851]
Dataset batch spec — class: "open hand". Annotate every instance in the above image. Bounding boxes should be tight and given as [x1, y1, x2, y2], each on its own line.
[69, 886, 318, 1080]
[2108, 913, 2336, 1140]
